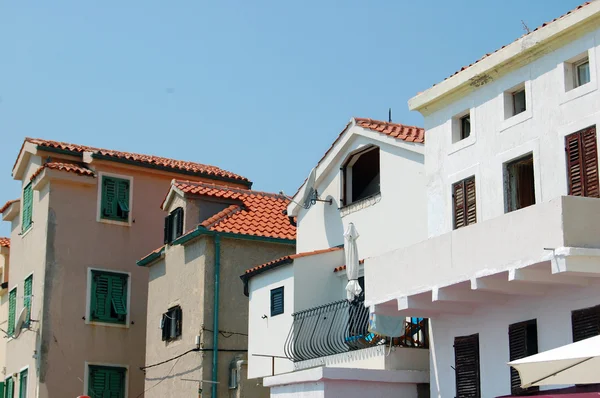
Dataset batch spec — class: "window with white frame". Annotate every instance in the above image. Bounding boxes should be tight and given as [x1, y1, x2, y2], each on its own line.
[503, 84, 527, 119]
[341, 146, 380, 206]
[452, 111, 471, 143]
[565, 51, 591, 91]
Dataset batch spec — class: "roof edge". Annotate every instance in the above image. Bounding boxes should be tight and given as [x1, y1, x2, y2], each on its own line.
[137, 247, 165, 267]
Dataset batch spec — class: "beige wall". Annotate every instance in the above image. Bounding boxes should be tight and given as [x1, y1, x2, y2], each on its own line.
[0, 249, 9, 385]
[145, 233, 294, 398]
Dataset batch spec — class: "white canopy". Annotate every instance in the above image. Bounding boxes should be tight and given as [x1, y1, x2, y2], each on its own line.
[344, 223, 361, 300]
[508, 335, 600, 388]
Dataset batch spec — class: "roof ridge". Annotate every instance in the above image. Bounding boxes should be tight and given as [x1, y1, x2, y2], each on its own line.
[174, 179, 287, 200]
[0, 199, 19, 214]
[354, 117, 424, 131]
[200, 204, 243, 229]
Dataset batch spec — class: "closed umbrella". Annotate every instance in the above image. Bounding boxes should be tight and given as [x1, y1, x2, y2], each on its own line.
[344, 222, 361, 300]
[508, 335, 600, 388]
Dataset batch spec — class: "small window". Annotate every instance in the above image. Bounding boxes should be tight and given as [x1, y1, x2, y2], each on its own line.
[460, 115, 471, 139]
[88, 365, 126, 398]
[342, 146, 380, 206]
[509, 320, 539, 395]
[164, 207, 184, 244]
[162, 306, 182, 341]
[512, 89, 526, 116]
[505, 154, 535, 213]
[575, 58, 591, 88]
[454, 333, 480, 397]
[8, 288, 16, 336]
[22, 183, 33, 232]
[5, 377, 13, 398]
[572, 304, 600, 342]
[90, 270, 128, 325]
[452, 112, 472, 143]
[452, 176, 476, 230]
[100, 176, 131, 222]
[270, 287, 284, 317]
[24, 275, 33, 326]
[565, 53, 591, 91]
[566, 126, 599, 198]
[19, 369, 27, 398]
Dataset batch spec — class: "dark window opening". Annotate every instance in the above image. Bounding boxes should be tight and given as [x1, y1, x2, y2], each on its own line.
[506, 154, 535, 212]
[512, 89, 527, 116]
[162, 306, 182, 342]
[271, 287, 284, 317]
[460, 115, 471, 140]
[454, 333, 480, 398]
[164, 207, 184, 244]
[572, 304, 600, 342]
[576, 59, 591, 87]
[342, 147, 380, 206]
[453, 176, 476, 230]
[509, 319, 539, 395]
[566, 126, 599, 198]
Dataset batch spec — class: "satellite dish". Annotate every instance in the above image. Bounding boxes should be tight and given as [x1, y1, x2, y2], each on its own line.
[300, 168, 317, 209]
[13, 308, 27, 338]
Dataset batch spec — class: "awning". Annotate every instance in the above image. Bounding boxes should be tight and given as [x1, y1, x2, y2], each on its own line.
[508, 335, 600, 388]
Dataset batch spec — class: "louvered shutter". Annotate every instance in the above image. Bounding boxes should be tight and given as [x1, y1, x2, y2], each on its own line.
[19, 369, 27, 398]
[6, 378, 13, 398]
[163, 215, 172, 244]
[509, 321, 538, 395]
[24, 275, 32, 324]
[91, 273, 110, 322]
[465, 177, 477, 226]
[566, 127, 600, 198]
[22, 183, 33, 231]
[572, 305, 600, 342]
[582, 127, 599, 197]
[89, 367, 125, 398]
[175, 208, 184, 238]
[453, 180, 466, 229]
[161, 313, 170, 341]
[116, 179, 130, 220]
[102, 177, 118, 218]
[454, 334, 480, 398]
[175, 307, 183, 337]
[8, 289, 16, 336]
[110, 275, 128, 319]
[270, 287, 284, 316]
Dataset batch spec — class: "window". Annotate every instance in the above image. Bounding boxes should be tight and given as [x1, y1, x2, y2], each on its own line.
[565, 52, 592, 92]
[90, 270, 128, 325]
[452, 111, 472, 143]
[161, 306, 182, 341]
[460, 115, 471, 140]
[505, 154, 535, 212]
[509, 320, 539, 395]
[342, 146, 380, 206]
[163, 207, 184, 244]
[566, 126, 599, 198]
[18, 370, 27, 398]
[22, 183, 33, 232]
[575, 58, 591, 88]
[5, 377, 13, 398]
[88, 365, 126, 398]
[23, 275, 32, 326]
[100, 176, 131, 222]
[572, 304, 600, 342]
[270, 287, 284, 317]
[8, 288, 16, 337]
[512, 89, 526, 116]
[454, 333, 480, 398]
[453, 176, 476, 230]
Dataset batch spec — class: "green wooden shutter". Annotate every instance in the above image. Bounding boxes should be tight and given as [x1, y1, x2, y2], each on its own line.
[22, 183, 33, 232]
[91, 271, 127, 324]
[116, 179, 130, 220]
[91, 273, 111, 322]
[8, 289, 16, 336]
[24, 275, 32, 325]
[19, 370, 27, 398]
[88, 366, 125, 398]
[110, 274, 127, 319]
[6, 378, 13, 398]
[102, 177, 118, 219]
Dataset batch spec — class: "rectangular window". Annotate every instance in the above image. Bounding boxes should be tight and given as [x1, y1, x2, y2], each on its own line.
[342, 146, 380, 206]
[23, 275, 32, 326]
[505, 154, 535, 212]
[90, 270, 128, 325]
[270, 287, 284, 317]
[454, 333, 480, 398]
[88, 365, 126, 398]
[576, 58, 590, 88]
[566, 126, 599, 198]
[453, 176, 476, 230]
[100, 176, 130, 222]
[512, 89, 527, 116]
[460, 115, 471, 140]
[18, 370, 27, 398]
[161, 306, 182, 341]
[22, 183, 33, 232]
[8, 288, 16, 337]
[572, 304, 600, 342]
[5, 377, 13, 398]
[509, 320, 539, 395]
[163, 207, 184, 244]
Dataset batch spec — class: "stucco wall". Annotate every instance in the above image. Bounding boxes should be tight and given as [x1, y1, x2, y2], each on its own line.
[429, 282, 600, 398]
[295, 128, 427, 261]
[0, 250, 9, 386]
[423, 27, 600, 238]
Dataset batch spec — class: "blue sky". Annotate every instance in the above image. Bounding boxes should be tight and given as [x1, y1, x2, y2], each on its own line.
[0, 0, 584, 236]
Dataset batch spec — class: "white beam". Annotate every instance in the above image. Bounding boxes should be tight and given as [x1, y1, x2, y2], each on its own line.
[432, 286, 508, 304]
[471, 277, 548, 296]
[508, 268, 589, 286]
[370, 302, 401, 317]
[397, 296, 474, 315]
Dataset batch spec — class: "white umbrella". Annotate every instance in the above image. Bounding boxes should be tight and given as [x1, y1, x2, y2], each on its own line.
[508, 335, 600, 388]
[344, 222, 362, 300]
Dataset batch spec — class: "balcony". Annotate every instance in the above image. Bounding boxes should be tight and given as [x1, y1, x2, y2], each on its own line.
[284, 295, 429, 370]
[366, 196, 600, 317]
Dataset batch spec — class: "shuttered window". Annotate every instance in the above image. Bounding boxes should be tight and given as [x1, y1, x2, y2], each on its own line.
[22, 183, 33, 232]
[90, 270, 128, 324]
[161, 306, 183, 341]
[23, 275, 32, 326]
[8, 288, 16, 337]
[88, 366, 126, 398]
[5, 377, 13, 398]
[572, 304, 600, 342]
[163, 207, 184, 244]
[101, 176, 131, 222]
[453, 177, 477, 230]
[509, 320, 539, 395]
[454, 333, 480, 398]
[18, 369, 27, 398]
[271, 287, 284, 317]
[566, 126, 599, 198]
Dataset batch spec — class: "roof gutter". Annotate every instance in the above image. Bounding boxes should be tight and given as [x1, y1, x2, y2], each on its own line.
[172, 226, 296, 247]
[136, 247, 166, 267]
[239, 258, 294, 296]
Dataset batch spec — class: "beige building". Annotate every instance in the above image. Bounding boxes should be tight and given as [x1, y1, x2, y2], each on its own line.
[0, 237, 9, 396]
[138, 180, 295, 398]
[0, 138, 250, 398]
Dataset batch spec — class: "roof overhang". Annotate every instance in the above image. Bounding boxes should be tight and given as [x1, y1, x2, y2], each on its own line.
[1, 200, 20, 222]
[31, 168, 96, 192]
[409, 1, 600, 115]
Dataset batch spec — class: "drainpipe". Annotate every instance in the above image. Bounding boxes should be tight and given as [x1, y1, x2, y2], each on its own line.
[212, 234, 221, 398]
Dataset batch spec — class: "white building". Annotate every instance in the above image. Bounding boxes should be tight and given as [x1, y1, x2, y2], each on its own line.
[241, 118, 431, 397]
[367, 2, 600, 397]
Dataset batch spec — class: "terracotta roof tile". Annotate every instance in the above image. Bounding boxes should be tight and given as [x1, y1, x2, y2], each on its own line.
[355, 118, 425, 144]
[435, 2, 593, 86]
[24, 137, 250, 185]
[242, 247, 343, 279]
[30, 161, 95, 181]
[174, 180, 296, 240]
[333, 259, 364, 273]
[0, 238, 9, 248]
[0, 200, 18, 214]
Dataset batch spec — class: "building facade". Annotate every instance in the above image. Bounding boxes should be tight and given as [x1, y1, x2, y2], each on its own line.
[0, 138, 249, 398]
[366, 2, 600, 397]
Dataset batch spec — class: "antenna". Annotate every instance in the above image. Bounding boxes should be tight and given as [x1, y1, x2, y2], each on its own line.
[388, 108, 392, 123]
[521, 20, 530, 34]
[13, 308, 28, 338]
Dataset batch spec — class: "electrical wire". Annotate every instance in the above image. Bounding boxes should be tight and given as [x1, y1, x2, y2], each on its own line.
[135, 357, 181, 398]
[140, 347, 248, 371]
[201, 327, 248, 338]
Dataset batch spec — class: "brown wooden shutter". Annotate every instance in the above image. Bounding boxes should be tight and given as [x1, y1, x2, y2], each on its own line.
[509, 320, 539, 395]
[453, 180, 466, 229]
[454, 333, 480, 398]
[465, 177, 477, 226]
[572, 304, 600, 342]
[566, 126, 599, 198]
